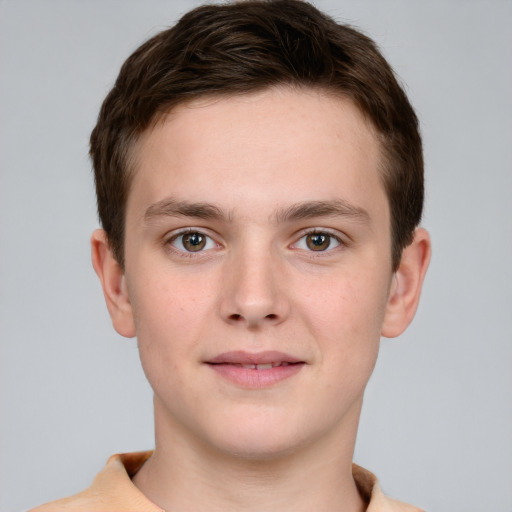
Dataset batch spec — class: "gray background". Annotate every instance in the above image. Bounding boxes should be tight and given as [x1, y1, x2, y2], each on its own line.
[1, 1, 511, 511]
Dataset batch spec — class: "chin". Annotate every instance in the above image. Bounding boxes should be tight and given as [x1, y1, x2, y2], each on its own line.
[201, 410, 316, 462]
[213, 434, 304, 462]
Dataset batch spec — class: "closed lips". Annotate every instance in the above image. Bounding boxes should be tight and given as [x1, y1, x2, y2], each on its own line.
[211, 362, 300, 370]
[206, 351, 305, 367]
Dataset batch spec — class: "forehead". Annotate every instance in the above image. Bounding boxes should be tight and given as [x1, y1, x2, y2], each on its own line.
[128, 87, 386, 221]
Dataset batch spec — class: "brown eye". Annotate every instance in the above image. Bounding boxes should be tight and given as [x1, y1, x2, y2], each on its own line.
[182, 232, 206, 252]
[171, 231, 215, 253]
[306, 233, 331, 251]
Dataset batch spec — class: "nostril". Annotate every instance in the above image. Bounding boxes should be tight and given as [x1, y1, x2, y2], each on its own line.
[228, 313, 277, 322]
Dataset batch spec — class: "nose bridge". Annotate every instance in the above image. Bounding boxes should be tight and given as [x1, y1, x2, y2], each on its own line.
[221, 239, 288, 326]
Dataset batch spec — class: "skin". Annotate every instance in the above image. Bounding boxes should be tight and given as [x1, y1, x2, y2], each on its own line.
[92, 87, 431, 512]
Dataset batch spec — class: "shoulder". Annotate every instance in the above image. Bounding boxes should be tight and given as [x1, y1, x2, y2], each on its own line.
[28, 452, 159, 512]
[353, 463, 425, 512]
[28, 490, 103, 512]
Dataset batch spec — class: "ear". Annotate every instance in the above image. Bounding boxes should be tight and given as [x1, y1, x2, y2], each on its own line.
[91, 229, 136, 338]
[381, 228, 431, 338]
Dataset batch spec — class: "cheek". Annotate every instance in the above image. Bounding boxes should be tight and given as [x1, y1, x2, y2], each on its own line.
[131, 264, 213, 324]
[300, 272, 389, 339]
[128, 271, 216, 369]
[129, 277, 214, 413]
[296, 271, 390, 384]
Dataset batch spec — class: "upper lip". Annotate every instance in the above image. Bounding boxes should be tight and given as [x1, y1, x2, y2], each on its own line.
[206, 351, 304, 365]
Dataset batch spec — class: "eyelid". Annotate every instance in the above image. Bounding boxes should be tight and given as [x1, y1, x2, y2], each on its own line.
[292, 228, 346, 252]
[163, 226, 347, 256]
[165, 228, 221, 255]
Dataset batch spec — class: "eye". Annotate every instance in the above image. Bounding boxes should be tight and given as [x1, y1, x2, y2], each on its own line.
[295, 231, 341, 252]
[170, 231, 216, 253]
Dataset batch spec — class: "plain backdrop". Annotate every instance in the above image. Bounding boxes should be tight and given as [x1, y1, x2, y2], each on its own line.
[1, 1, 511, 511]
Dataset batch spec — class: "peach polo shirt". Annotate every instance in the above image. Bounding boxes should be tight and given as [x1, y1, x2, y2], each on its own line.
[29, 451, 423, 512]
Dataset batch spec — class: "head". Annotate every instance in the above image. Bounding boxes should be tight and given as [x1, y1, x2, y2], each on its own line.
[90, 0, 423, 272]
[90, 1, 430, 460]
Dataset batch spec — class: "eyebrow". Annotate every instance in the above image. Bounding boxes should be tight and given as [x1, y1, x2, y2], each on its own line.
[144, 198, 369, 224]
[144, 198, 231, 222]
[273, 200, 370, 224]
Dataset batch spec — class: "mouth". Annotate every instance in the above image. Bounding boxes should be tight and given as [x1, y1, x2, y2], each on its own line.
[205, 351, 305, 388]
[216, 361, 299, 370]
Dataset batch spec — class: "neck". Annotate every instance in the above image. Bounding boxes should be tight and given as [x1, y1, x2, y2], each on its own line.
[133, 399, 367, 512]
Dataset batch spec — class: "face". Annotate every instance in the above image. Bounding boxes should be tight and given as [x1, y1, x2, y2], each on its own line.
[114, 88, 401, 458]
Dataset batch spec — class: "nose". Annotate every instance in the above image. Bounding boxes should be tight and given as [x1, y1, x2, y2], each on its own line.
[219, 247, 290, 328]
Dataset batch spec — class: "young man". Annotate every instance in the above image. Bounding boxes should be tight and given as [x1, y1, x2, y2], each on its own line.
[31, 1, 430, 510]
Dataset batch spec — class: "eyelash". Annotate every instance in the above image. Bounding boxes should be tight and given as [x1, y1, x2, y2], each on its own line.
[293, 229, 344, 254]
[164, 228, 346, 258]
[165, 229, 219, 258]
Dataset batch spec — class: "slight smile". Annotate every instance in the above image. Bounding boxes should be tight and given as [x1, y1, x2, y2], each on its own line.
[206, 351, 306, 388]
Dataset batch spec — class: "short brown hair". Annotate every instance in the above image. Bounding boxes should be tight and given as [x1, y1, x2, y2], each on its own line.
[90, 0, 423, 271]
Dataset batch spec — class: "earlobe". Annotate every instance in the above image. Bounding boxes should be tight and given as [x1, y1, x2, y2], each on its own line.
[381, 228, 431, 338]
[91, 229, 136, 338]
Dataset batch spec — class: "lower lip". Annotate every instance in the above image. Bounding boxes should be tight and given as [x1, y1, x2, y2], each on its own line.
[207, 363, 304, 388]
